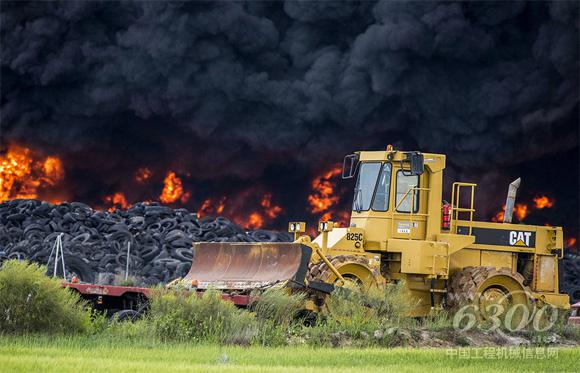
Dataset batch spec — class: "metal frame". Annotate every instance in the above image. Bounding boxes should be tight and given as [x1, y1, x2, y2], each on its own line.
[451, 182, 477, 235]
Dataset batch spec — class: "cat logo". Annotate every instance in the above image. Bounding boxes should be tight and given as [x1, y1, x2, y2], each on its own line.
[509, 231, 532, 247]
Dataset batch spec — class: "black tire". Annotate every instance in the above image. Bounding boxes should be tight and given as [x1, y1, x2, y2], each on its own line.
[570, 287, 580, 304]
[447, 266, 533, 326]
[57, 256, 95, 283]
[110, 309, 140, 322]
[297, 310, 318, 327]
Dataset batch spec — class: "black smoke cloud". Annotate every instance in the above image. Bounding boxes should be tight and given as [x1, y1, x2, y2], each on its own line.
[1, 1, 578, 224]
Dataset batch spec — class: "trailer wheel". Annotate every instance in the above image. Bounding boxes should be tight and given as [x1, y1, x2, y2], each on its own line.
[110, 309, 140, 323]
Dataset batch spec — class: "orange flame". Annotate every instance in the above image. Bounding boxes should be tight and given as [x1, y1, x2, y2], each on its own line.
[567, 237, 577, 248]
[135, 167, 152, 183]
[104, 192, 130, 211]
[197, 191, 283, 230]
[0, 145, 65, 202]
[261, 193, 282, 219]
[492, 194, 555, 223]
[514, 203, 528, 221]
[533, 195, 554, 209]
[159, 171, 190, 204]
[491, 203, 528, 222]
[308, 166, 341, 213]
[491, 205, 505, 223]
[247, 212, 264, 230]
[42, 157, 64, 185]
[307, 165, 349, 228]
[198, 197, 226, 217]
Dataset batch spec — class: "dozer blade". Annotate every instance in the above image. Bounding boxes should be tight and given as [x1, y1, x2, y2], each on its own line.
[183, 242, 312, 290]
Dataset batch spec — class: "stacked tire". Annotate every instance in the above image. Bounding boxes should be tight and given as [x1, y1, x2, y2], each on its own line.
[0, 199, 292, 286]
[562, 252, 580, 304]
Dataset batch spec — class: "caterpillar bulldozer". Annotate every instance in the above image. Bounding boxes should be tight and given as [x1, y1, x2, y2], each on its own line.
[182, 147, 570, 317]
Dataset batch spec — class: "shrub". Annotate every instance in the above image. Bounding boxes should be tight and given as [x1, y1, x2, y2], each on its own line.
[421, 308, 453, 331]
[364, 281, 412, 324]
[252, 287, 305, 326]
[251, 287, 306, 345]
[0, 260, 92, 334]
[146, 288, 257, 344]
[304, 282, 413, 347]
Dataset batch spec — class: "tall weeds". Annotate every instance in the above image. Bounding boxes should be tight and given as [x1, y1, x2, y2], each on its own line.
[307, 281, 413, 346]
[0, 260, 92, 334]
[251, 287, 306, 345]
[144, 288, 257, 344]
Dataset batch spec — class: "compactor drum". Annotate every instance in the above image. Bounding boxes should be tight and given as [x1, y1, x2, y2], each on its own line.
[182, 147, 570, 317]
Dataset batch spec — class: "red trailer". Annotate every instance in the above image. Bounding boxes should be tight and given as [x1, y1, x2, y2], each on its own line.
[63, 281, 252, 321]
[570, 302, 580, 325]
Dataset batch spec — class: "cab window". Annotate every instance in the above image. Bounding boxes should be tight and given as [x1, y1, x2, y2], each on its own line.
[352, 162, 381, 212]
[371, 163, 392, 211]
[395, 171, 420, 213]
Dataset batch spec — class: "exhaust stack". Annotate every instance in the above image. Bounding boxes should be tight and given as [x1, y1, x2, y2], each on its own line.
[503, 178, 521, 224]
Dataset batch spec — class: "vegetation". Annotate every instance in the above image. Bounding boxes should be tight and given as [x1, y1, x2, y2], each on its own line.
[0, 260, 93, 335]
[1, 335, 579, 373]
[0, 259, 578, 351]
[251, 287, 306, 346]
[144, 288, 257, 344]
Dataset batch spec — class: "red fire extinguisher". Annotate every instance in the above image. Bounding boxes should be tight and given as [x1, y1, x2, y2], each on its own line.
[442, 201, 451, 231]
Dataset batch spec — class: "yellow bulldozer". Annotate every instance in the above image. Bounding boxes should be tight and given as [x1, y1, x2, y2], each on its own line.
[182, 147, 570, 317]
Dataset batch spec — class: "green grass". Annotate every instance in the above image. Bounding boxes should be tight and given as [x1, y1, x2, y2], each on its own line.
[0, 335, 578, 373]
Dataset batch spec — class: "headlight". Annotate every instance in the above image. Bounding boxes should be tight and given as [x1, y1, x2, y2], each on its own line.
[318, 221, 334, 232]
[288, 222, 306, 233]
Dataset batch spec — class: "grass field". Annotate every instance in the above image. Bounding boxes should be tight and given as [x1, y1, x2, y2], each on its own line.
[0, 336, 578, 373]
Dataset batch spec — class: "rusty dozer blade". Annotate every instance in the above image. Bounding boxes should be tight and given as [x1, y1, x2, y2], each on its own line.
[183, 242, 312, 290]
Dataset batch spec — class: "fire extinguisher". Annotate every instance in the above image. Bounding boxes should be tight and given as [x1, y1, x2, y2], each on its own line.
[441, 201, 451, 231]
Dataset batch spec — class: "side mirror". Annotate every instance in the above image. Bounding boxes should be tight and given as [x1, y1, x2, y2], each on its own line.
[404, 152, 424, 176]
[342, 154, 359, 179]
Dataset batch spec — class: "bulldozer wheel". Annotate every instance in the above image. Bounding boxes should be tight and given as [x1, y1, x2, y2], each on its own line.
[307, 255, 380, 290]
[448, 266, 532, 324]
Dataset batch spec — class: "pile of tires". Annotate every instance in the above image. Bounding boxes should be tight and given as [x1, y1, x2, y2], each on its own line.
[562, 252, 580, 304]
[0, 199, 292, 285]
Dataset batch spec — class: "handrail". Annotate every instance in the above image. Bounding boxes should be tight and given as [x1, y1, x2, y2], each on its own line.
[391, 186, 430, 239]
[451, 182, 477, 235]
[394, 187, 430, 211]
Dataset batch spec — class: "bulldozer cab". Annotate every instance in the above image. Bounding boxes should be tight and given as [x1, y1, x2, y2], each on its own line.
[346, 149, 447, 249]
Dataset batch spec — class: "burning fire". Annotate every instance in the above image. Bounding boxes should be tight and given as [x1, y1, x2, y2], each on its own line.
[491, 195, 556, 223]
[308, 166, 341, 213]
[198, 197, 226, 217]
[307, 165, 349, 228]
[7, 145, 567, 239]
[242, 194, 283, 229]
[533, 195, 554, 209]
[261, 193, 282, 219]
[42, 157, 64, 185]
[492, 203, 534, 222]
[514, 203, 528, 221]
[104, 192, 130, 211]
[197, 192, 283, 230]
[491, 206, 505, 223]
[247, 212, 264, 230]
[567, 237, 577, 248]
[0, 145, 64, 202]
[159, 171, 190, 204]
[135, 167, 152, 183]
